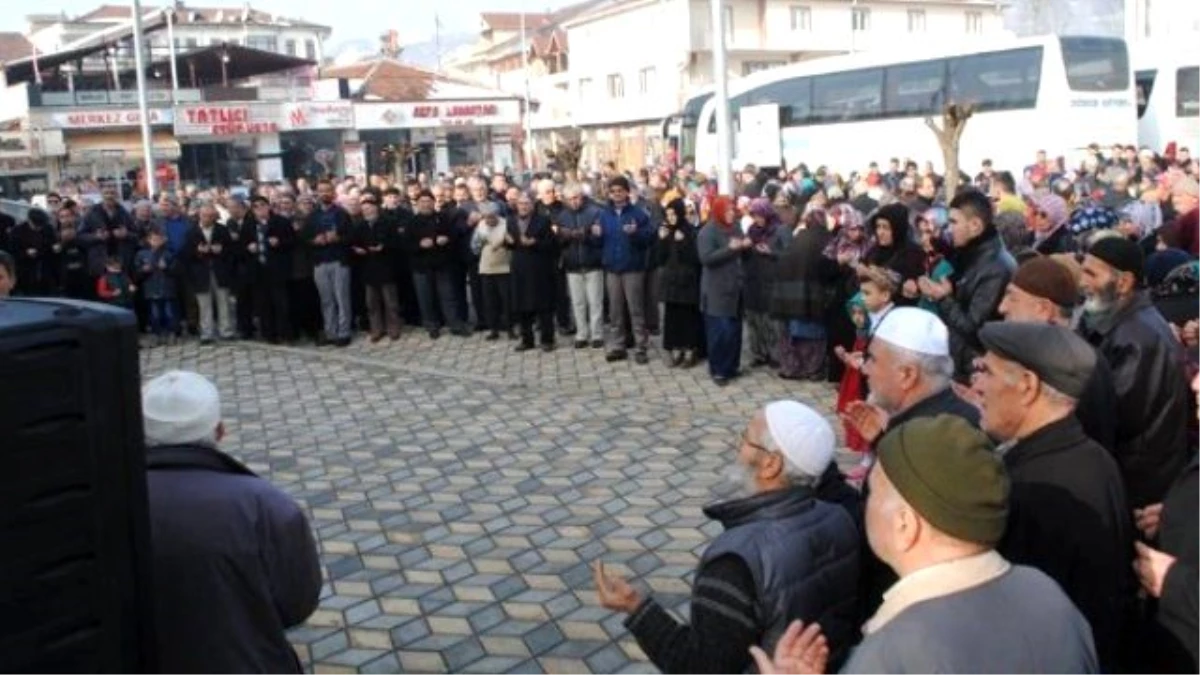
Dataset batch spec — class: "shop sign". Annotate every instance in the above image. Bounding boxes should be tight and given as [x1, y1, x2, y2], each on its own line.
[356, 100, 521, 130]
[45, 108, 174, 129]
[174, 104, 282, 137]
[282, 101, 354, 130]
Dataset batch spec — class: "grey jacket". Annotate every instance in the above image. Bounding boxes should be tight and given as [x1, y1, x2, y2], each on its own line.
[843, 565, 1097, 673]
[697, 222, 743, 318]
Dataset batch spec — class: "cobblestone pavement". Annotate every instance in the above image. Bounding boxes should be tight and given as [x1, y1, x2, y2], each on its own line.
[140, 330, 844, 674]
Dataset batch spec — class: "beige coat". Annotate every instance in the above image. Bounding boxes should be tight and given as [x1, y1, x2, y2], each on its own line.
[473, 221, 512, 275]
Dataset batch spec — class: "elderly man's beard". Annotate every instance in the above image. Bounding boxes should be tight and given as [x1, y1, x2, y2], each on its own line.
[1083, 280, 1120, 316]
[867, 390, 900, 416]
[715, 461, 759, 500]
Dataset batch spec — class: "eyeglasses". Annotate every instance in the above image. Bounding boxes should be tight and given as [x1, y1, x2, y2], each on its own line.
[740, 431, 771, 454]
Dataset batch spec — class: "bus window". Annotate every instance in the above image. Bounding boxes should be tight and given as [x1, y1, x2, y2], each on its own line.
[1136, 69, 1157, 119]
[949, 47, 1042, 112]
[750, 77, 813, 126]
[811, 68, 883, 123]
[885, 59, 948, 117]
[1059, 37, 1130, 91]
[1178, 66, 1199, 117]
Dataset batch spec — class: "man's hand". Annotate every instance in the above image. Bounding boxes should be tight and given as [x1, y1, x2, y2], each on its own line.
[674, 230, 685, 242]
[593, 561, 642, 615]
[1134, 541, 1176, 598]
[25, 248, 37, 258]
[435, 235, 450, 246]
[268, 236, 280, 247]
[370, 245, 384, 253]
[591, 223, 603, 237]
[748, 620, 829, 675]
[113, 227, 127, 239]
[210, 243, 223, 254]
[622, 222, 637, 235]
[158, 259, 167, 270]
[755, 242, 771, 255]
[419, 237, 434, 249]
[247, 243, 259, 254]
[841, 400, 889, 446]
[1134, 503, 1164, 540]
[352, 246, 367, 255]
[659, 226, 670, 240]
[327, 230, 339, 243]
[521, 235, 536, 247]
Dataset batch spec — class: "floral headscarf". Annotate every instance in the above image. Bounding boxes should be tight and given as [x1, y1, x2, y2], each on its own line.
[746, 197, 780, 244]
[823, 204, 871, 264]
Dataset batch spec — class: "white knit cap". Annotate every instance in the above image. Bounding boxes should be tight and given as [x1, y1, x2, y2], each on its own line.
[142, 370, 221, 446]
[762, 400, 835, 478]
[872, 307, 950, 357]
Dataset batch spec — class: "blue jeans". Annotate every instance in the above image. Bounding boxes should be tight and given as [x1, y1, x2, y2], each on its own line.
[149, 298, 178, 336]
[705, 314, 742, 379]
[313, 261, 352, 340]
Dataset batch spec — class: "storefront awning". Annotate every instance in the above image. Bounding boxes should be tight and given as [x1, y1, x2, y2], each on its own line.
[66, 131, 181, 163]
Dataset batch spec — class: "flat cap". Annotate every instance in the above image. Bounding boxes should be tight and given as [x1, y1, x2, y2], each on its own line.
[978, 321, 1097, 398]
[877, 415, 1008, 546]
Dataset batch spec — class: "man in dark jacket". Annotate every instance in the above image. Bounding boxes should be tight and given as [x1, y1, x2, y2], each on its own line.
[352, 196, 403, 341]
[141, 370, 321, 673]
[9, 208, 57, 296]
[508, 192, 558, 352]
[535, 178, 573, 337]
[998, 256, 1117, 451]
[304, 179, 355, 346]
[1078, 237, 1191, 507]
[405, 189, 468, 338]
[556, 184, 605, 349]
[181, 204, 236, 342]
[594, 400, 859, 673]
[79, 186, 137, 288]
[973, 322, 1133, 672]
[594, 176, 655, 364]
[919, 190, 1016, 380]
[242, 196, 295, 343]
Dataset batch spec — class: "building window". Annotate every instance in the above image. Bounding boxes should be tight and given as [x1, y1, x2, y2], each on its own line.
[185, 37, 198, 49]
[724, 4, 734, 43]
[907, 9, 926, 32]
[607, 73, 625, 99]
[1143, 0, 1151, 36]
[965, 11, 983, 33]
[852, 8, 871, 32]
[246, 35, 278, 52]
[638, 67, 656, 94]
[285, 39, 297, 55]
[304, 39, 316, 60]
[579, 77, 593, 100]
[790, 6, 812, 31]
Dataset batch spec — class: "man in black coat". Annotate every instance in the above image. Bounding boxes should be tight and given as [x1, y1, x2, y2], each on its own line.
[351, 196, 403, 341]
[78, 186, 137, 290]
[507, 192, 558, 352]
[404, 190, 468, 338]
[225, 197, 257, 339]
[141, 370, 320, 672]
[241, 196, 294, 343]
[181, 203, 236, 342]
[1078, 237, 1191, 508]
[8, 208, 57, 296]
[997, 256, 1117, 451]
[973, 321, 1133, 673]
[919, 190, 1016, 380]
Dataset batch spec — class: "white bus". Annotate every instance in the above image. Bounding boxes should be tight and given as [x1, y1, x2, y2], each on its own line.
[662, 87, 715, 164]
[1134, 53, 1199, 154]
[693, 35, 1136, 177]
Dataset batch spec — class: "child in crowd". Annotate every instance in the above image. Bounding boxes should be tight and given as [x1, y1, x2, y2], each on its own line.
[96, 255, 135, 310]
[836, 264, 898, 480]
[135, 229, 178, 345]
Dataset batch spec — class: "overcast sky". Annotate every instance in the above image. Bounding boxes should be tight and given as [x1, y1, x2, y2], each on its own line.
[0, 1, 581, 51]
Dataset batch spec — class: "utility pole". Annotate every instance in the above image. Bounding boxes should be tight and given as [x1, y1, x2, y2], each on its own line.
[166, 5, 180, 102]
[711, 0, 733, 193]
[131, 0, 156, 197]
[520, 12, 535, 171]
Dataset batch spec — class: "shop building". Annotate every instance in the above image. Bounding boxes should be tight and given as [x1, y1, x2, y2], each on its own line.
[321, 58, 524, 175]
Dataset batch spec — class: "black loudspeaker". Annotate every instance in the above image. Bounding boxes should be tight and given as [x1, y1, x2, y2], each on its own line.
[0, 298, 156, 673]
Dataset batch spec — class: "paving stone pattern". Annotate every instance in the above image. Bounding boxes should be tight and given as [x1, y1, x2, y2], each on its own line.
[141, 331, 846, 674]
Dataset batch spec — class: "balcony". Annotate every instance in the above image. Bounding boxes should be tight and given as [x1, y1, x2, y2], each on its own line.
[29, 84, 315, 108]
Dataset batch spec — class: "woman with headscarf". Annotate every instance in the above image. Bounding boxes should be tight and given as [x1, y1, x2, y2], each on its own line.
[698, 195, 746, 386]
[862, 202, 925, 301]
[910, 207, 955, 313]
[771, 206, 839, 380]
[657, 199, 704, 367]
[742, 197, 791, 368]
[1030, 193, 1076, 256]
[823, 203, 871, 382]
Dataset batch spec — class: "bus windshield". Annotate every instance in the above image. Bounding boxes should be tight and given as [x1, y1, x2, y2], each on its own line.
[1060, 37, 1130, 92]
[1178, 66, 1199, 117]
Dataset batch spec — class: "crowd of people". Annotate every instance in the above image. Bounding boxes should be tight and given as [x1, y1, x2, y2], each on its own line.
[0, 142, 1198, 673]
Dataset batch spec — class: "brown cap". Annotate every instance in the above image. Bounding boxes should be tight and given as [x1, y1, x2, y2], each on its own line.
[1012, 256, 1078, 308]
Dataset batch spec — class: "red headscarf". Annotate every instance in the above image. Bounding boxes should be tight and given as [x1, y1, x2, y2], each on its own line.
[710, 195, 735, 231]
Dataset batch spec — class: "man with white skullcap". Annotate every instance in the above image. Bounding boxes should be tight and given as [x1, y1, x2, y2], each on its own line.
[141, 370, 321, 673]
[843, 306, 980, 449]
[594, 400, 861, 673]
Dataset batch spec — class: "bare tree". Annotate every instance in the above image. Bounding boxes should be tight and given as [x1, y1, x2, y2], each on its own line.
[380, 143, 417, 184]
[925, 102, 975, 198]
[544, 131, 585, 182]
